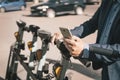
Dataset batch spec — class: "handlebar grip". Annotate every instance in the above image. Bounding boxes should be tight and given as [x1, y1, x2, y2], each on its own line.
[16, 20, 26, 28]
[89, 46, 120, 58]
[29, 25, 40, 33]
[38, 30, 51, 41]
[56, 42, 71, 59]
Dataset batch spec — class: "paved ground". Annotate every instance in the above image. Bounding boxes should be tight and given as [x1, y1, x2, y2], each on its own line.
[0, 2, 101, 80]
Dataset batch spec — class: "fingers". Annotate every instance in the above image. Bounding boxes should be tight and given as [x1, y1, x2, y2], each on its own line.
[63, 36, 80, 46]
[63, 36, 84, 57]
[72, 36, 81, 42]
[51, 33, 63, 44]
[51, 33, 56, 43]
[64, 42, 79, 57]
[63, 38, 78, 53]
[64, 41, 73, 51]
[64, 38, 75, 46]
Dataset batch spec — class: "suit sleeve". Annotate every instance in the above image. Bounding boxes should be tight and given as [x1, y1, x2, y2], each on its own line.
[70, 0, 107, 38]
[79, 44, 120, 69]
[89, 44, 120, 61]
[70, 6, 100, 38]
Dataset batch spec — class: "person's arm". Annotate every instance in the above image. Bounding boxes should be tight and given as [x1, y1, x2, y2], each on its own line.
[89, 44, 120, 60]
[70, 6, 100, 38]
[78, 43, 120, 69]
[63, 36, 120, 69]
[70, 0, 107, 38]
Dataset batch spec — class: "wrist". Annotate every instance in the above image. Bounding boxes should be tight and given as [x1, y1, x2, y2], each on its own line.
[83, 43, 89, 50]
[74, 43, 89, 59]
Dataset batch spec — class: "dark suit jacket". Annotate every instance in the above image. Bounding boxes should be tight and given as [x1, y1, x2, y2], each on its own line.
[71, 0, 120, 80]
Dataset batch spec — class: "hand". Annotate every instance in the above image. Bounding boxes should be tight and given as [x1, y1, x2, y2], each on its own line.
[63, 36, 85, 57]
[51, 33, 63, 44]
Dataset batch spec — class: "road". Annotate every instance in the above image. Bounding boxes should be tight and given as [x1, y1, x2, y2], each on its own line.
[0, 2, 101, 80]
